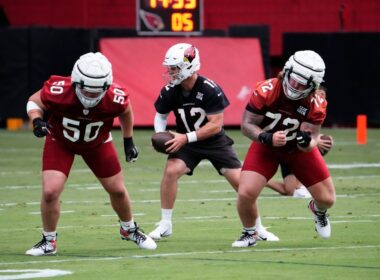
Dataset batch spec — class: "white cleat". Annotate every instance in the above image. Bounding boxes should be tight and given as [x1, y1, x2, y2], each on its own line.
[120, 222, 157, 250]
[308, 200, 331, 239]
[255, 227, 280, 241]
[232, 231, 257, 248]
[148, 221, 172, 241]
[26, 235, 57, 256]
[293, 186, 312, 198]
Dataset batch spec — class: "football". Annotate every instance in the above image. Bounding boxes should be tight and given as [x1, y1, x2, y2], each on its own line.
[320, 134, 332, 141]
[318, 134, 333, 156]
[151, 131, 174, 154]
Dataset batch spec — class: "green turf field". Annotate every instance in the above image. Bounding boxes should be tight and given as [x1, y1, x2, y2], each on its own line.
[0, 128, 379, 279]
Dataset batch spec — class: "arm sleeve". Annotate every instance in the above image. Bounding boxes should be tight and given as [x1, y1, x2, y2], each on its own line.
[154, 112, 169, 132]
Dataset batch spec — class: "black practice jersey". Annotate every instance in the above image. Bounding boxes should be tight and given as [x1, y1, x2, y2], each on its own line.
[154, 75, 230, 148]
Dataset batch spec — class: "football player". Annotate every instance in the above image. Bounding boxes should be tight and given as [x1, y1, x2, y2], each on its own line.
[232, 50, 336, 247]
[149, 43, 279, 242]
[25, 52, 156, 256]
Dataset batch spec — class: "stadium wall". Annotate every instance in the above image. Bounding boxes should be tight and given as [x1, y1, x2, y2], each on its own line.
[1, 0, 380, 56]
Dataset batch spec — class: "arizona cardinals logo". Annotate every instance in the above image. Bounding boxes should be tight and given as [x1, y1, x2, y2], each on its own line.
[184, 46, 196, 63]
[139, 10, 164, 31]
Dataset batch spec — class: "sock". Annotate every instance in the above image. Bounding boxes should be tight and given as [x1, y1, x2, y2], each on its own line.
[120, 219, 135, 230]
[161, 208, 172, 222]
[43, 231, 57, 241]
[313, 201, 326, 213]
[255, 216, 264, 230]
[243, 226, 256, 235]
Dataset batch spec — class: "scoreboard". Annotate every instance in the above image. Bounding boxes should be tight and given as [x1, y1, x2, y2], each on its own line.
[137, 0, 203, 35]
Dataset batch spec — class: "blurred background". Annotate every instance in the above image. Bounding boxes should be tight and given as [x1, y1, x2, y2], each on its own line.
[0, 0, 379, 128]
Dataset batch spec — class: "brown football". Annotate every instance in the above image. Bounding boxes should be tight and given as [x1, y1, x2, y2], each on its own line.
[320, 134, 332, 141]
[318, 134, 333, 156]
[151, 132, 174, 154]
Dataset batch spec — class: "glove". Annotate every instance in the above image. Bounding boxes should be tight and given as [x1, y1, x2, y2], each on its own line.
[32, 118, 50, 137]
[296, 131, 311, 148]
[258, 132, 273, 145]
[124, 137, 139, 162]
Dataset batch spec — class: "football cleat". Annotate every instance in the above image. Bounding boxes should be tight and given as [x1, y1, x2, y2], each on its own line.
[25, 234, 57, 256]
[232, 231, 257, 248]
[255, 227, 280, 241]
[148, 220, 172, 240]
[120, 222, 157, 250]
[308, 200, 331, 239]
[293, 186, 312, 198]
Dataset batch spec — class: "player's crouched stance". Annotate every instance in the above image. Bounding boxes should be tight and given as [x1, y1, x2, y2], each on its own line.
[232, 50, 336, 248]
[25, 52, 156, 256]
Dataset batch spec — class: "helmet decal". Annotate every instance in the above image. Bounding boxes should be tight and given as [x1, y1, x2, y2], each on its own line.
[184, 46, 196, 63]
[162, 43, 201, 85]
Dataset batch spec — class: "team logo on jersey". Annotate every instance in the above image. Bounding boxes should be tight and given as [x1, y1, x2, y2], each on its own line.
[296, 106, 309, 116]
[196, 92, 204, 100]
[184, 46, 196, 63]
[83, 109, 89, 115]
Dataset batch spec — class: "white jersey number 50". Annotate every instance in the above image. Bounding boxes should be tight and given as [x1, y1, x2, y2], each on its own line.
[62, 117, 104, 142]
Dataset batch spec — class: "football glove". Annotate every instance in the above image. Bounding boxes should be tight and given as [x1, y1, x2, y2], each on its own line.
[124, 137, 139, 162]
[296, 131, 311, 148]
[258, 132, 273, 145]
[32, 118, 50, 137]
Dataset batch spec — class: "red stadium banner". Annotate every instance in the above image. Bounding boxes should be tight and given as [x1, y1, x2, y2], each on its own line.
[100, 38, 264, 126]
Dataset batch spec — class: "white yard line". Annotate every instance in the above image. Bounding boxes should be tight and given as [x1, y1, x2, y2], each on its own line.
[29, 210, 75, 215]
[3, 173, 380, 191]
[1, 245, 379, 266]
[2, 192, 380, 208]
[1, 162, 380, 177]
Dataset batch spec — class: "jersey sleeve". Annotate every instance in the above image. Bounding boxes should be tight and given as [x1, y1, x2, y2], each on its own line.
[246, 79, 276, 114]
[105, 83, 130, 114]
[40, 76, 73, 111]
[307, 91, 328, 125]
[202, 81, 230, 114]
[154, 86, 174, 114]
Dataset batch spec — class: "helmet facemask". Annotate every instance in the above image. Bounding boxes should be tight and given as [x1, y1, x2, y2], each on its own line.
[71, 52, 113, 108]
[282, 50, 325, 100]
[74, 83, 109, 108]
[282, 70, 316, 100]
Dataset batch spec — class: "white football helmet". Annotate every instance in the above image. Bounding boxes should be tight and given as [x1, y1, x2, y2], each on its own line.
[163, 43, 200, 85]
[71, 52, 113, 108]
[282, 50, 325, 100]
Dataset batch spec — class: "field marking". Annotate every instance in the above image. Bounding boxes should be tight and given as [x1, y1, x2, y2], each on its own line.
[29, 210, 75, 215]
[1, 245, 379, 267]
[3, 173, 380, 191]
[0, 213, 378, 233]
[0, 269, 72, 279]
[1, 162, 380, 177]
[2, 192, 380, 208]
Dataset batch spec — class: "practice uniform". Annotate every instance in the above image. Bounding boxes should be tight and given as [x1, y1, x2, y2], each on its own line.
[154, 75, 241, 175]
[243, 78, 330, 187]
[40, 75, 129, 178]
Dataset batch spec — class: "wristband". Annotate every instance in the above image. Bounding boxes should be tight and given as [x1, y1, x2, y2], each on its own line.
[186, 131, 197, 143]
[258, 132, 273, 145]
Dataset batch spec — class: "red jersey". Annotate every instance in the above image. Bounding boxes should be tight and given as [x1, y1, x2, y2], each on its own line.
[246, 78, 327, 149]
[40, 75, 129, 151]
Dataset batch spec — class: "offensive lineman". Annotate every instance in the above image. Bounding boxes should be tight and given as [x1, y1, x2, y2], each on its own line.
[25, 52, 157, 255]
[232, 50, 336, 247]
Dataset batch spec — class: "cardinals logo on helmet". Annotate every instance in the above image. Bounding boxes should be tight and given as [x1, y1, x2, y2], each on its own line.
[139, 10, 164, 31]
[184, 46, 196, 63]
